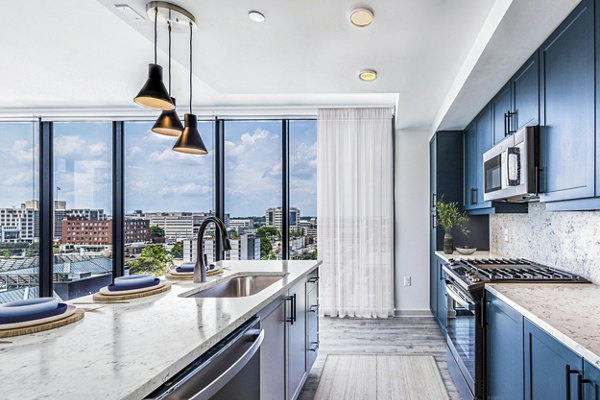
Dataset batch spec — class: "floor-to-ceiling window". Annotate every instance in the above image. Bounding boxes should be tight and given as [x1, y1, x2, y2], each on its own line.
[0, 122, 39, 303]
[0, 117, 315, 299]
[53, 122, 112, 299]
[289, 120, 318, 260]
[224, 120, 282, 260]
[124, 120, 214, 271]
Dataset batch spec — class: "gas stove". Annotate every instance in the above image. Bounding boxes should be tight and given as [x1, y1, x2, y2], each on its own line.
[444, 257, 589, 292]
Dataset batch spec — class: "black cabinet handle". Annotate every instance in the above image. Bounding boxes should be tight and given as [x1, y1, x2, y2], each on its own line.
[566, 365, 582, 400]
[292, 293, 297, 323]
[307, 276, 320, 283]
[504, 111, 509, 137]
[309, 342, 320, 352]
[285, 295, 295, 324]
[580, 377, 596, 400]
[432, 213, 437, 229]
[309, 304, 319, 313]
[470, 188, 477, 205]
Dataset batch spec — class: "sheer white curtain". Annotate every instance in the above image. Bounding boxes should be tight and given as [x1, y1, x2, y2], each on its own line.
[317, 108, 394, 318]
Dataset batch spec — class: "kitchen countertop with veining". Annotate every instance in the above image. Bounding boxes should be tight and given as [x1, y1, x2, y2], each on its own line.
[487, 283, 600, 369]
[0, 260, 321, 400]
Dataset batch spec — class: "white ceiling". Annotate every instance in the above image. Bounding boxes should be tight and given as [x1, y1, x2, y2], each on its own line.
[0, 0, 582, 131]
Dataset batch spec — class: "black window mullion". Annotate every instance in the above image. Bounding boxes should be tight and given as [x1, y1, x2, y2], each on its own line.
[39, 121, 53, 297]
[282, 119, 290, 260]
[112, 121, 124, 279]
[214, 118, 225, 260]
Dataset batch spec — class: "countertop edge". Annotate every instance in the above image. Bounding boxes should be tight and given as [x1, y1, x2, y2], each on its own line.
[127, 260, 322, 400]
[485, 284, 600, 369]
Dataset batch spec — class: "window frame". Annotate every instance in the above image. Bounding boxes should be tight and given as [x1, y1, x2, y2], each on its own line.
[7, 116, 316, 296]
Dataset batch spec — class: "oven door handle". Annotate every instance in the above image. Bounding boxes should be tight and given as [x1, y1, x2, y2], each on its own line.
[445, 284, 475, 310]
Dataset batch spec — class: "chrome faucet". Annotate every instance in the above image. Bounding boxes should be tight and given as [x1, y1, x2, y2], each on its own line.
[195, 217, 232, 283]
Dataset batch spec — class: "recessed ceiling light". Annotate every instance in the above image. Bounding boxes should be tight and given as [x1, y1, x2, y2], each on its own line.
[350, 8, 374, 27]
[359, 70, 377, 81]
[248, 10, 265, 23]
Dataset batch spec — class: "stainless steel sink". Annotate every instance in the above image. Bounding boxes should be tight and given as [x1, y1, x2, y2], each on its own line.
[184, 275, 284, 298]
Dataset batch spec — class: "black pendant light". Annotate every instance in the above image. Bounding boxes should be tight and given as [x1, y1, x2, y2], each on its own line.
[173, 22, 208, 155]
[133, 7, 175, 111]
[152, 21, 184, 136]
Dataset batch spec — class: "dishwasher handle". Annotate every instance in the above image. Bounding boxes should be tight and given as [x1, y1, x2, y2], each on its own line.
[190, 328, 264, 400]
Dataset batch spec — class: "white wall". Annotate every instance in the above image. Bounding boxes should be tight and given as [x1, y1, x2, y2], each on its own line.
[394, 128, 431, 313]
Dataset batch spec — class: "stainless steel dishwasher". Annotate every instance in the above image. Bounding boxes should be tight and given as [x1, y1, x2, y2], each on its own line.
[146, 317, 264, 400]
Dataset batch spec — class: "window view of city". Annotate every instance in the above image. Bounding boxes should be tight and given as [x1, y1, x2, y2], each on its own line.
[52, 122, 113, 300]
[124, 120, 215, 275]
[0, 122, 40, 303]
[0, 119, 317, 303]
[289, 120, 318, 260]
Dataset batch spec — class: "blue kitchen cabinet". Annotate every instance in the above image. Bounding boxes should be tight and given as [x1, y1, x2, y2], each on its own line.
[430, 131, 463, 316]
[539, 0, 595, 203]
[512, 51, 539, 131]
[492, 84, 512, 145]
[464, 122, 478, 211]
[475, 105, 493, 208]
[584, 361, 600, 400]
[485, 292, 524, 400]
[524, 318, 582, 400]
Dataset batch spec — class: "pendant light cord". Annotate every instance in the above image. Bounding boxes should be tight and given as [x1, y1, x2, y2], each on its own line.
[189, 21, 193, 114]
[167, 21, 172, 95]
[153, 7, 158, 64]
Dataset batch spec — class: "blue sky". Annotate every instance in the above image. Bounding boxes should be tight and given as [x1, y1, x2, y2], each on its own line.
[0, 120, 316, 218]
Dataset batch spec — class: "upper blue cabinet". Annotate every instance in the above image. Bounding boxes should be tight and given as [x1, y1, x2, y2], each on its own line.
[539, 0, 595, 203]
[512, 52, 539, 131]
[491, 83, 512, 145]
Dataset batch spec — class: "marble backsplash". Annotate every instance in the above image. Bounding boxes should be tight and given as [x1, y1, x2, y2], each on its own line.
[490, 202, 600, 284]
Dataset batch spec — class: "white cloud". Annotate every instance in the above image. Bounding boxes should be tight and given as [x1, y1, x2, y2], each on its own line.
[54, 135, 87, 158]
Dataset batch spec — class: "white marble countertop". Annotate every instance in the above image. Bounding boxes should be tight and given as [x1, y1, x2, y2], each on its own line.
[487, 283, 600, 369]
[434, 250, 499, 263]
[0, 260, 321, 400]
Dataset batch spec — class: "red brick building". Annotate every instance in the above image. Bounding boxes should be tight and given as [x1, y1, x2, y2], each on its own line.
[61, 218, 149, 245]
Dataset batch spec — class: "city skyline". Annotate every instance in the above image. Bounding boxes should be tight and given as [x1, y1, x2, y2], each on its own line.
[0, 120, 317, 217]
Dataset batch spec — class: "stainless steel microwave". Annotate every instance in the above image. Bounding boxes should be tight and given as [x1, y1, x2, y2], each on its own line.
[483, 126, 540, 202]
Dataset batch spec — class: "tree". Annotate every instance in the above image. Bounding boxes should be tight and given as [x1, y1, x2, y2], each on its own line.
[140, 244, 172, 263]
[256, 226, 279, 238]
[260, 237, 272, 259]
[171, 243, 183, 259]
[1, 250, 10, 259]
[150, 225, 165, 238]
[126, 244, 172, 276]
[228, 229, 240, 239]
[25, 242, 39, 257]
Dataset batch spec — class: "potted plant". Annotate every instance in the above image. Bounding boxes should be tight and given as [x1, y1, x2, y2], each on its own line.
[435, 198, 469, 254]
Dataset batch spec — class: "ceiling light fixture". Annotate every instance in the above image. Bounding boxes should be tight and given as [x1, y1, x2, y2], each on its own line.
[359, 69, 377, 81]
[248, 10, 265, 23]
[350, 8, 374, 27]
[152, 21, 184, 136]
[133, 6, 174, 110]
[172, 21, 208, 155]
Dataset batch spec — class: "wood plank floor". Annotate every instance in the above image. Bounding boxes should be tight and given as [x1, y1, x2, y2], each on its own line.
[298, 317, 460, 400]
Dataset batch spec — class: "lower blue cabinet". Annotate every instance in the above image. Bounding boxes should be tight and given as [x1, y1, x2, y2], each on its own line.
[584, 361, 600, 400]
[485, 292, 523, 399]
[524, 318, 583, 400]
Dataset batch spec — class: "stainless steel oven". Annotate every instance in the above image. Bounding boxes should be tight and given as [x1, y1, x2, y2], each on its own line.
[483, 126, 540, 202]
[444, 280, 482, 400]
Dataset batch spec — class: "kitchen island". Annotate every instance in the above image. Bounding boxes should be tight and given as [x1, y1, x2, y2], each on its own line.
[0, 260, 321, 400]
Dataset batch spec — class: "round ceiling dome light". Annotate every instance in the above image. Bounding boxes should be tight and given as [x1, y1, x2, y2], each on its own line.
[359, 69, 377, 81]
[248, 10, 265, 22]
[350, 8, 374, 27]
